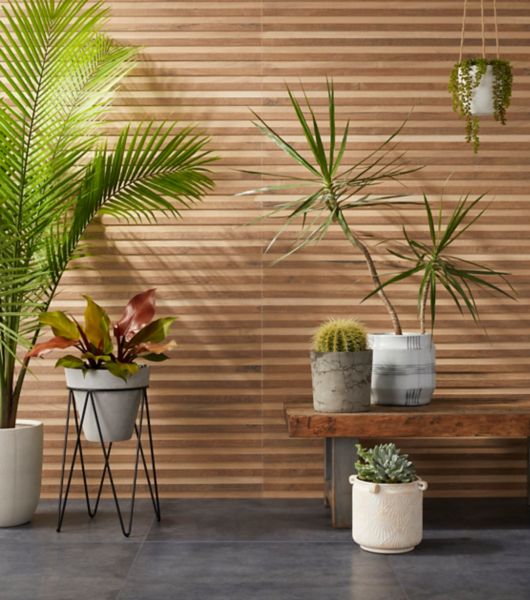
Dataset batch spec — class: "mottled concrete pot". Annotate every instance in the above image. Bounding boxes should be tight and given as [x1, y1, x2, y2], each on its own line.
[349, 475, 428, 554]
[310, 351, 372, 413]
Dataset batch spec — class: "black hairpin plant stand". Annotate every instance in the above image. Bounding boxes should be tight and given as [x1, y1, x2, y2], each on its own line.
[57, 385, 161, 537]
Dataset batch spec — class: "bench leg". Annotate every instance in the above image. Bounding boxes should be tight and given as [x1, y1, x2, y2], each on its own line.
[324, 438, 332, 507]
[326, 437, 358, 528]
[527, 437, 530, 506]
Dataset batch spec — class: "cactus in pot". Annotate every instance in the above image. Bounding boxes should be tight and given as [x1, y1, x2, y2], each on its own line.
[350, 443, 428, 554]
[310, 319, 372, 413]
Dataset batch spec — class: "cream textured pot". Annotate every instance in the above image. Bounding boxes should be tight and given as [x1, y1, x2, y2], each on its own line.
[459, 65, 495, 116]
[310, 350, 372, 413]
[349, 475, 428, 554]
[368, 333, 435, 406]
[0, 420, 43, 527]
[65, 366, 149, 443]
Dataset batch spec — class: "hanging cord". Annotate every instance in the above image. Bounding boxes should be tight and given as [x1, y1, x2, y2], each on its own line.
[480, 0, 486, 58]
[493, 0, 500, 58]
[459, 0, 468, 61]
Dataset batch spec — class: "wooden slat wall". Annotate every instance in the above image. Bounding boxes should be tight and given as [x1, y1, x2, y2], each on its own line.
[14, 0, 530, 498]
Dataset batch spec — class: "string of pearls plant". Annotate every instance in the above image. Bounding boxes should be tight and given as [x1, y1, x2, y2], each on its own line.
[448, 58, 512, 153]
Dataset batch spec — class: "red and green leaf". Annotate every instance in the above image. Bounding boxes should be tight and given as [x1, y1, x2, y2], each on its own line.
[26, 336, 78, 358]
[39, 312, 79, 340]
[83, 295, 112, 353]
[114, 288, 156, 338]
[105, 361, 139, 381]
[128, 317, 175, 347]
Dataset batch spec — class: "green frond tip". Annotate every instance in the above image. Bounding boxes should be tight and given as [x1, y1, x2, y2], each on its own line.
[355, 443, 417, 484]
[312, 318, 368, 352]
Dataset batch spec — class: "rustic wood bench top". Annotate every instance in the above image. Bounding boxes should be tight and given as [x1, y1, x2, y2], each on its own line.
[286, 396, 530, 439]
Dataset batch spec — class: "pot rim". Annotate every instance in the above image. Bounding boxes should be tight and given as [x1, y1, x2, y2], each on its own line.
[64, 363, 149, 374]
[367, 332, 432, 338]
[349, 474, 425, 488]
[310, 349, 373, 356]
[0, 419, 43, 431]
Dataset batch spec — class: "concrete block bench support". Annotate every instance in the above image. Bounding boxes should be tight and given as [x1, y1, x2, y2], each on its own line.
[286, 397, 530, 528]
[324, 438, 358, 528]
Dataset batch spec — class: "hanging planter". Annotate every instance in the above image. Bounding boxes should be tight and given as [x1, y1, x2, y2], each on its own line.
[448, 0, 513, 152]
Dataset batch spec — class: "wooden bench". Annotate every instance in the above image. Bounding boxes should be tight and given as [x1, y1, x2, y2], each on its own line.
[286, 397, 530, 528]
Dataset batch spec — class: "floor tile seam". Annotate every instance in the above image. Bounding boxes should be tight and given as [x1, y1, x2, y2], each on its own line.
[141, 539, 359, 545]
[387, 556, 413, 600]
[115, 515, 155, 600]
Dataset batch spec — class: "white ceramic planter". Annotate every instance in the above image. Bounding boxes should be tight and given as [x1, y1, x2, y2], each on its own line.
[349, 475, 428, 554]
[310, 350, 372, 413]
[65, 366, 149, 443]
[459, 64, 494, 116]
[368, 333, 435, 406]
[0, 420, 43, 527]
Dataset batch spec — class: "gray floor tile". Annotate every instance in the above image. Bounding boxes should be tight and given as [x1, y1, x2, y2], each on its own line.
[117, 541, 404, 600]
[389, 548, 530, 600]
[146, 499, 352, 542]
[0, 542, 140, 600]
[0, 500, 155, 544]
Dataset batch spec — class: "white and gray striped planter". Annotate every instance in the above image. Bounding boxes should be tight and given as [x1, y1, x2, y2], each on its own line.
[368, 333, 435, 406]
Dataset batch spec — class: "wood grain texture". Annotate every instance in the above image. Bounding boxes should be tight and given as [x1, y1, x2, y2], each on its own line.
[5, 0, 530, 499]
[287, 399, 530, 438]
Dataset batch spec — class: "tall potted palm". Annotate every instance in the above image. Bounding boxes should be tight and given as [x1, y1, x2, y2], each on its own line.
[0, 0, 216, 526]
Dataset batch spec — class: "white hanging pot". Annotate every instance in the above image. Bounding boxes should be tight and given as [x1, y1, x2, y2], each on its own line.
[310, 350, 372, 413]
[458, 64, 495, 116]
[65, 366, 149, 443]
[368, 333, 435, 406]
[0, 420, 43, 526]
[349, 475, 428, 554]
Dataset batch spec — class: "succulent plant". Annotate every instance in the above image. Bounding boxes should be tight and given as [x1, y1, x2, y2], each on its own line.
[355, 443, 416, 484]
[313, 318, 368, 353]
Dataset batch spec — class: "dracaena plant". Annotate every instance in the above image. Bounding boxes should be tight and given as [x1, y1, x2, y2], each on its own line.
[0, 0, 216, 428]
[364, 194, 515, 333]
[241, 79, 420, 336]
[27, 290, 175, 381]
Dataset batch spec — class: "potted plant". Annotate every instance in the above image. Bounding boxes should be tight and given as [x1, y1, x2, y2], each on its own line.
[0, 0, 215, 526]
[28, 290, 175, 443]
[311, 319, 372, 413]
[349, 443, 427, 554]
[449, 58, 512, 152]
[364, 193, 514, 406]
[242, 80, 513, 407]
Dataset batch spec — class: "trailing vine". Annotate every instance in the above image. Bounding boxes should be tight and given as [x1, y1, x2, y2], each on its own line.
[448, 58, 512, 153]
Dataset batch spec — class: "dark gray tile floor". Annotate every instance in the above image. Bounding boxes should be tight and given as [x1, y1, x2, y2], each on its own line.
[1, 498, 530, 599]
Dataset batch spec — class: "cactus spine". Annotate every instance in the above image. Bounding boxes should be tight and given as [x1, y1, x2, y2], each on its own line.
[313, 318, 368, 353]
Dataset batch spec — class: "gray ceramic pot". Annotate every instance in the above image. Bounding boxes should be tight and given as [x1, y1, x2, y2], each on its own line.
[310, 350, 372, 413]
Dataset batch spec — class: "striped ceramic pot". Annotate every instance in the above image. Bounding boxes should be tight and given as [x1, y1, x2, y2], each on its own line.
[368, 333, 435, 406]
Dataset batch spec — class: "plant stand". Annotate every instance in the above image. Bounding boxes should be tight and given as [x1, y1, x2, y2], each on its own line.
[56, 385, 161, 537]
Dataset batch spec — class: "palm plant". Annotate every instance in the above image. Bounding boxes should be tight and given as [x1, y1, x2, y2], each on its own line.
[241, 80, 420, 336]
[364, 194, 515, 333]
[0, 0, 216, 428]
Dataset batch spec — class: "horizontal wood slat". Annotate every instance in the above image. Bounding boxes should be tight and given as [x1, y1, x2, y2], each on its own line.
[7, 0, 530, 499]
